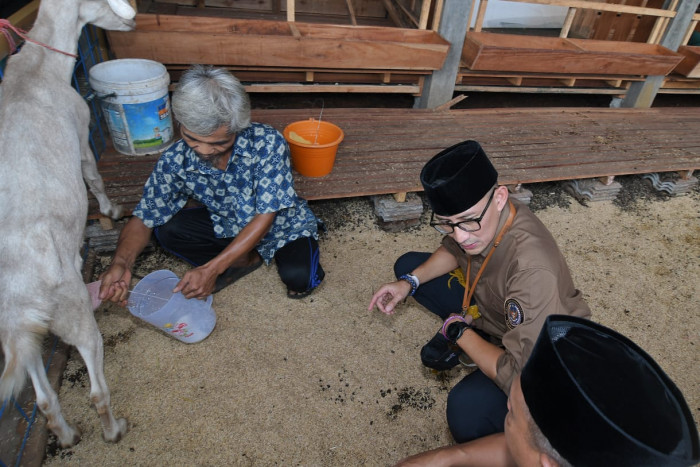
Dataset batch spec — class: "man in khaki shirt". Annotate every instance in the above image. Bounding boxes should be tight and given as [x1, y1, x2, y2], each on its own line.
[368, 140, 590, 443]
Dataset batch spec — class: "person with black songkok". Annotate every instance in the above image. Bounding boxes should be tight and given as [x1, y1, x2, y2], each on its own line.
[368, 141, 591, 442]
[395, 315, 699, 467]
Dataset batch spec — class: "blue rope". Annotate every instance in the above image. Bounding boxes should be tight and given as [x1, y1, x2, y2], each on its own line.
[307, 237, 322, 290]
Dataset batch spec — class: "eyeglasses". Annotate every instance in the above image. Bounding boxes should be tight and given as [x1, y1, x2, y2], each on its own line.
[430, 189, 495, 234]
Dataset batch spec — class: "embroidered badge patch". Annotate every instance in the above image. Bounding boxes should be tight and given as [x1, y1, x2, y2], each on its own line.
[505, 299, 524, 329]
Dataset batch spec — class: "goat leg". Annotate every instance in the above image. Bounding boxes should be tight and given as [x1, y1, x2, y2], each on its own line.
[75, 329, 128, 443]
[26, 353, 82, 447]
[81, 142, 123, 220]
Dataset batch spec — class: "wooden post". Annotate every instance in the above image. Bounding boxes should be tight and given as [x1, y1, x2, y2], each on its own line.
[392, 192, 407, 203]
[418, 0, 432, 29]
[414, 0, 473, 109]
[287, 0, 295, 23]
[560, 8, 577, 38]
[622, 0, 700, 108]
[345, 0, 358, 26]
[474, 0, 488, 32]
[431, 0, 444, 31]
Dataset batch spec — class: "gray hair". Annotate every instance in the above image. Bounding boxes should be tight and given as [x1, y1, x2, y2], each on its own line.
[171, 65, 251, 135]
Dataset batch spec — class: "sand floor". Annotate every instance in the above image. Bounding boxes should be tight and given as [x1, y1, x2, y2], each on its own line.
[42, 176, 699, 466]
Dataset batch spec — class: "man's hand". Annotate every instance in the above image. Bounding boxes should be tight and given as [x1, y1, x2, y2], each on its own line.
[174, 264, 218, 299]
[98, 262, 133, 307]
[368, 280, 412, 315]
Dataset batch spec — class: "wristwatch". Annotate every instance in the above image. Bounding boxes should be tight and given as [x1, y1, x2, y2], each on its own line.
[441, 315, 472, 345]
[446, 320, 471, 345]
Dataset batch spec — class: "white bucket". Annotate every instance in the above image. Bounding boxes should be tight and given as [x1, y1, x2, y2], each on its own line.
[89, 59, 174, 156]
[127, 270, 216, 344]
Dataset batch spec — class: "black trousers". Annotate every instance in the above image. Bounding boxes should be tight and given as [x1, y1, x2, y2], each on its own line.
[394, 251, 508, 443]
[153, 207, 324, 294]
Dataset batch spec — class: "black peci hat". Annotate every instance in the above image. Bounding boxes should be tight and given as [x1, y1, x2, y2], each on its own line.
[420, 140, 498, 216]
[521, 315, 699, 467]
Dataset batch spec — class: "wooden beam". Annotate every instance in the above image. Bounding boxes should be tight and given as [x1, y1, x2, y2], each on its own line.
[431, 0, 444, 31]
[244, 83, 421, 93]
[394, 0, 420, 28]
[433, 93, 467, 111]
[418, 0, 432, 30]
[560, 8, 577, 38]
[382, 0, 408, 28]
[682, 20, 698, 46]
[559, 77, 576, 87]
[499, 0, 675, 18]
[345, 0, 358, 26]
[474, 0, 488, 32]
[287, 0, 294, 22]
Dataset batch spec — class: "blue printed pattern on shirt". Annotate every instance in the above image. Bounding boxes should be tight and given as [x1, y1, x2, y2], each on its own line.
[133, 123, 318, 262]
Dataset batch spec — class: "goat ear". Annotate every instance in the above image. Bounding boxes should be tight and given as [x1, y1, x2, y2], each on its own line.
[107, 0, 136, 19]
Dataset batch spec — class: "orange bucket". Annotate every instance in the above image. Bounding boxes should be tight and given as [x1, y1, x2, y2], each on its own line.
[283, 118, 344, 177]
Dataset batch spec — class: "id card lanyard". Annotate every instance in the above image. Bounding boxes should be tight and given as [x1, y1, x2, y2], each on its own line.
[462, 200, 516, 319]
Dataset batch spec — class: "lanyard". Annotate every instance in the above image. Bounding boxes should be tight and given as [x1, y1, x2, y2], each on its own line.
[462, 200, 516, 316]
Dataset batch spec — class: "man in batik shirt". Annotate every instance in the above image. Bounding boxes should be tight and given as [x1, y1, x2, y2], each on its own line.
[99, 66, 324, 303]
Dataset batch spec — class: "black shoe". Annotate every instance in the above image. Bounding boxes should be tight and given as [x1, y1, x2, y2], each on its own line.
[213, 260, 263, 293]
[420, 331, 463, 371]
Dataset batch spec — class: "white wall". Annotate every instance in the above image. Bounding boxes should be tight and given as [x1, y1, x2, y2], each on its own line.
[475, 0, 568, 29]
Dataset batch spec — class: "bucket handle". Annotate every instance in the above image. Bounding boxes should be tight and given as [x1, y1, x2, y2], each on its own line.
[86, 90, 117, 102]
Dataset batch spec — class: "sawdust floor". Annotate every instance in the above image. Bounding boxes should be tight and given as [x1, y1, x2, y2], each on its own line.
[42, 176, 699, 466]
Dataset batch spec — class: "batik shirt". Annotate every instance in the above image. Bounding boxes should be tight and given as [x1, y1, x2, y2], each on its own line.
[133, 122, 319, 262]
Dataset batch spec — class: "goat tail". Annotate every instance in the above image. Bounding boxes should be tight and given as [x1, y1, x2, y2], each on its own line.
[0, 331, 43, 401]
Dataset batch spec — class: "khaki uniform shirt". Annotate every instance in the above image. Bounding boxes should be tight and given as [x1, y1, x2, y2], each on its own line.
[442, 198, 591, 393]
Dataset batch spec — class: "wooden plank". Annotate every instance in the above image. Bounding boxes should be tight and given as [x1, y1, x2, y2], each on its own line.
[89, 106, 700, 218]
[499, 0, 675, 18]
[107, 13, 449, 71]
[244, 83, 422, 93]
[462, 32, 682, 76]
[674, 46, 700, 78]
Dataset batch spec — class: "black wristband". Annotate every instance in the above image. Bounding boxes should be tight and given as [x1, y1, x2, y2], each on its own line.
[446, 321, 471, 345]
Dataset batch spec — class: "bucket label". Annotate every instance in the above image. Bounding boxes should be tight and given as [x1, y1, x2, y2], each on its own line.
[164, 321, 195, 340]
[101, 94, 173, 156]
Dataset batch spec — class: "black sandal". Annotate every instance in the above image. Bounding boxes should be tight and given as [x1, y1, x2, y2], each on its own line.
[287, 288, 314, 299]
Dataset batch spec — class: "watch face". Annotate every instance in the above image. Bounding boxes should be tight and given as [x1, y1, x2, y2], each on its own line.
[447, 321, 465, 341]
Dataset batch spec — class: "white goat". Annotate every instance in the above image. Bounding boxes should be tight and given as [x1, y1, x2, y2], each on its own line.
[0, 0, 136, 447]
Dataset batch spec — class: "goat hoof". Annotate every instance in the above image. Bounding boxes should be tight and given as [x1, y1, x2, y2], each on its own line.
[102, 417, 128, 443]
[57, 424, 82, 448]
[109, 205, 124, 220]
